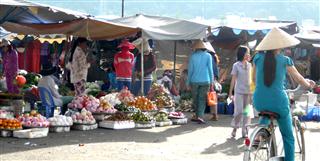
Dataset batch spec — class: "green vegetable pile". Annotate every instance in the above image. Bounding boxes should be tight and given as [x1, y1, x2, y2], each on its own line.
[131, 111, 153, 123]
[154, 111, 170, 122]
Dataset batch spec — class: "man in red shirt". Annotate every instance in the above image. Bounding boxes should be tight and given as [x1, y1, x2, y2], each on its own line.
[114, 39, 135, 91]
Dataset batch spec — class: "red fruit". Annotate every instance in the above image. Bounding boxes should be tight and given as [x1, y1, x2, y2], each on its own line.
[16, 75, 26, 87]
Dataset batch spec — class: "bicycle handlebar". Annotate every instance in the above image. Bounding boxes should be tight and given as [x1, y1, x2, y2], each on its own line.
[286, 85, 312, 101]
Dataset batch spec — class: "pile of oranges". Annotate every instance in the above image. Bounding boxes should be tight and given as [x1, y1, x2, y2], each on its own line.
[0, 118, 22, 130]
[128, 96, 157, 111]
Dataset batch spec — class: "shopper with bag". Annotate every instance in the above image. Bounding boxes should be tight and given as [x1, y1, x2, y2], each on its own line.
[204, 42, 220, 121]
[187, 40, 213, 124]
[229, 46, 252, 138]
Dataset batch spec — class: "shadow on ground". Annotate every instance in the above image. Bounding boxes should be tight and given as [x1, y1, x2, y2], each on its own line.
[201, 137, 246, 156]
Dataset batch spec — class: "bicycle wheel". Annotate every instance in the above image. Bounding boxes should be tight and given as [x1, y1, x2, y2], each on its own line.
[294, 118, 305, 161]
[244, 128, 276, 161]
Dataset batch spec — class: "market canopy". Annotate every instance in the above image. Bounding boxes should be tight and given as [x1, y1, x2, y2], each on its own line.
[209, 19, 298, 49]
[1, 0, 139, 40]
[109, 14, 209, 40]
[0, 0, 88, 24]
[295, 28, 320, 48]
[1, 19, 140, 40]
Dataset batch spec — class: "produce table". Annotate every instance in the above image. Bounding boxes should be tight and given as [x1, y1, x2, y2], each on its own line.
[0, 93, 25, 115]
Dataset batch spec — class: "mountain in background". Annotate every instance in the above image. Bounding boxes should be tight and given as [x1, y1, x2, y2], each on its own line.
[30, 0, 319, 26]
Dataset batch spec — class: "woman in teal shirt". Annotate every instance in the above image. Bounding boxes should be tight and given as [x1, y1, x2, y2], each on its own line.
[187, 40, 213, 124]
[253, 28, 315, 161]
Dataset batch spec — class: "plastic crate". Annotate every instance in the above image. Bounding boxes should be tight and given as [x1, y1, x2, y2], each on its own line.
[218, 102, 226, 114]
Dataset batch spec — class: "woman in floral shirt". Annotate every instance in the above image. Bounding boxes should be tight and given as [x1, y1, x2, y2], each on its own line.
[67, 38, 90, 96]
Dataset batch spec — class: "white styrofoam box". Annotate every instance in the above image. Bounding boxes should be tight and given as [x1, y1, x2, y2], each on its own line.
[170, 118, 188, 125]
[49, 126, 71, 133]
[99, 121, 135, 129]
[71, 124, 98, 131]
[135, 122, 155, 129]
[1, 130, 13, 137]
[298, 93, 318, 106]
[155, 120, 172, 127]
[13, 128, 49, 138]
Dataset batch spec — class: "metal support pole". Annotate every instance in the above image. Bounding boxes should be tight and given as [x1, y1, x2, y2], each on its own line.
[121, 0, 124, 17]
[140, 39, 144, 95]
[173, 41, 177, 83]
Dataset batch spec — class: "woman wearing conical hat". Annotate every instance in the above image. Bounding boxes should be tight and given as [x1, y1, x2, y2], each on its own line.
[187, 40, 214, 124]
[253, 28, 315, 161]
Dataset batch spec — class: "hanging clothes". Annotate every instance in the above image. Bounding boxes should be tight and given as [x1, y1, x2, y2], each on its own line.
[40, 41, 50, 68]
[32, 40, 41, 73]
[17, 51, 25, 70]
[25, 41, 34, 72]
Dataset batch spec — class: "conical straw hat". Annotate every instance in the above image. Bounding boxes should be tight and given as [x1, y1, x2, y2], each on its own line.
[192, 39, 206, 50]
[256, 27, 300, 51]
[204, 42, 215, 53]
[132, 38, 151, 53]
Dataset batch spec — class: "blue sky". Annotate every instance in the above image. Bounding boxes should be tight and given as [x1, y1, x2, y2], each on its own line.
[30, 0, 320, 25]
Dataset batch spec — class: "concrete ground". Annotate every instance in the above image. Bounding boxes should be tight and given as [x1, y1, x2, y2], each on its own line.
[0, 114, 319, 161]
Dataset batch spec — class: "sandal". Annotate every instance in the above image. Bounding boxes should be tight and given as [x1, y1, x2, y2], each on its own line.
[197, 118, 206, 124]
[210, 114, 218, 121]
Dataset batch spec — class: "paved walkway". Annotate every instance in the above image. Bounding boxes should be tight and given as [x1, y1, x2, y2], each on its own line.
[0, 114, 319, 161]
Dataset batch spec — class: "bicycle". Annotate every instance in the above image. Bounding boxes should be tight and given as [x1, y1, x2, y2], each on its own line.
[243, 85, 310, 161]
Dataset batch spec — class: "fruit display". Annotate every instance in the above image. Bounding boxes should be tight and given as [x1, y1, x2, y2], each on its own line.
[117, 87, 135, 105]
[131, 111, 153, 123]
[0, 110, 14, 119]
[96, 95, 118, 114]
[147, 83, 175, 108]
[114, 103, 139, 113]
[0, 118, 22, 130]
[168, 112, 186, 119]
[48, 115, 73, 126]
[154, 111, 170, 122]
[15, 75, 26, 87]
[71, 108, 96, 124]
[67, 95, 100, 112]
[19, 110, 50, 128]
[20, 72, 41, 89]
[100, 93, 121, 107]
[128, 96, 157, 111]
[85, 82, 101, 97]
[105, 112, 132, 121]
[175, 100, 193, 112]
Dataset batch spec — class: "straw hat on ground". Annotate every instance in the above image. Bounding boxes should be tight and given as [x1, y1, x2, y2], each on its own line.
[132, 38, 151, 53]
[204, 42, 215, 53]
[256, 27, 300, 51]
[192, 39, 206, 50]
